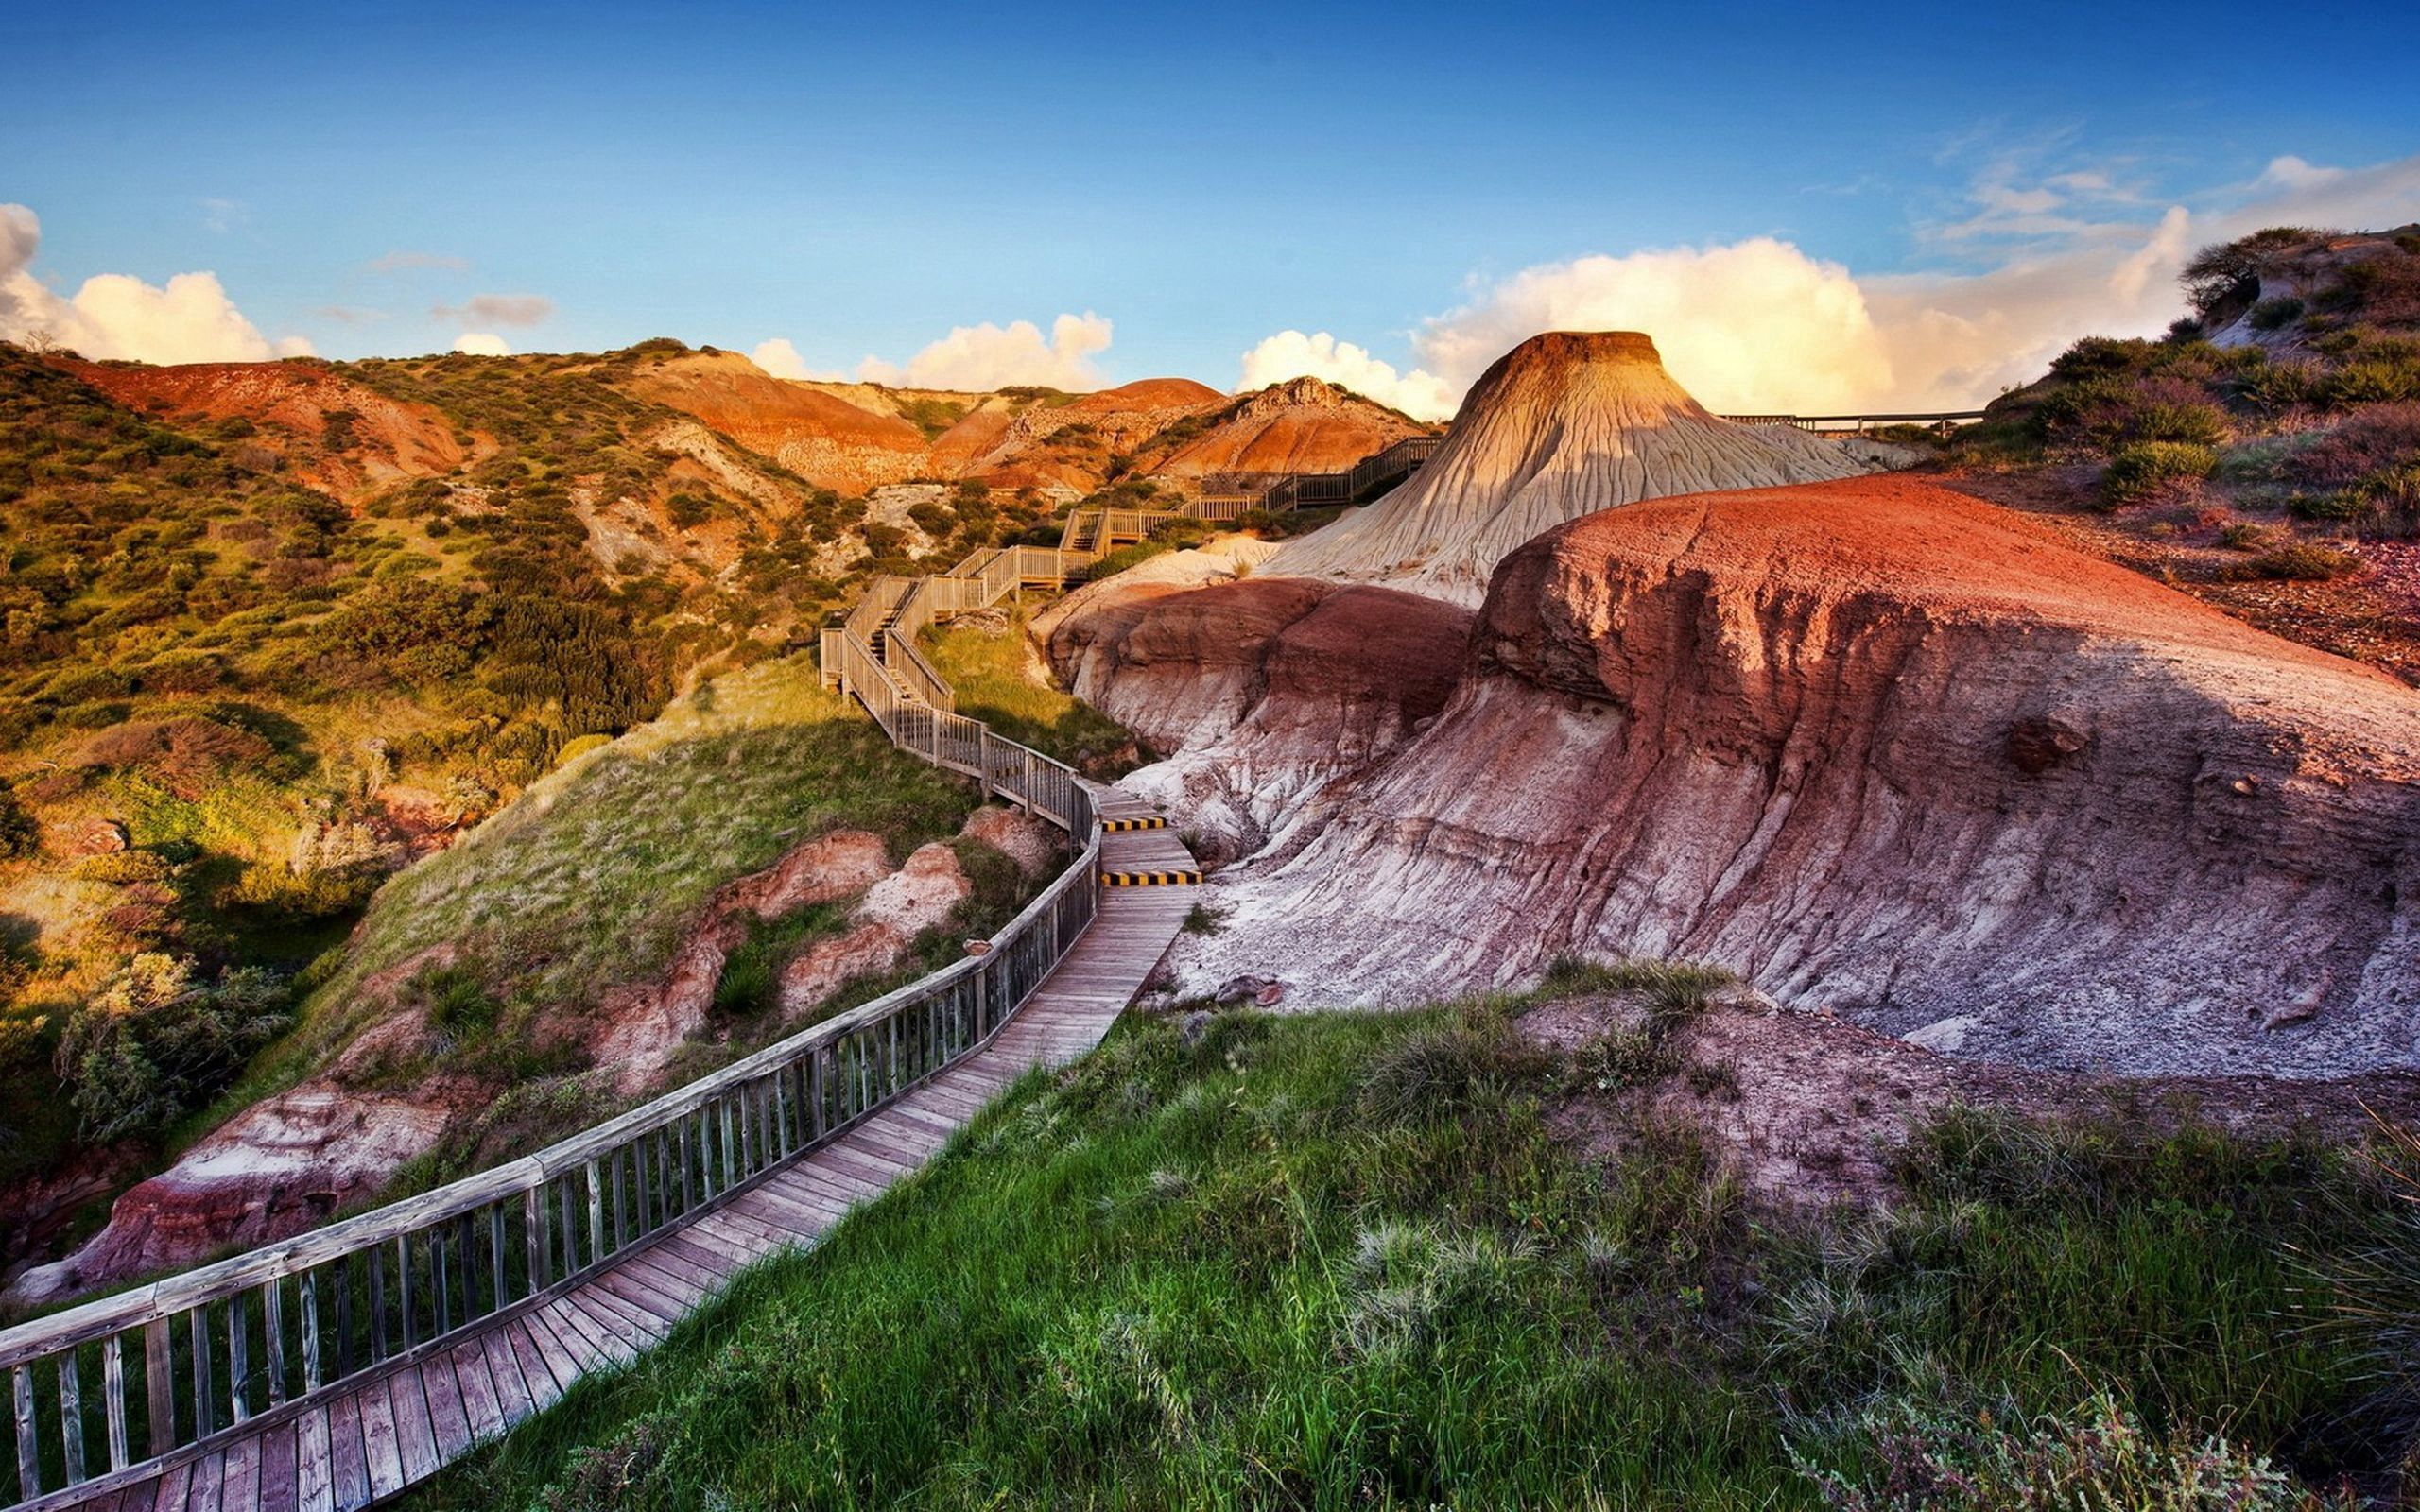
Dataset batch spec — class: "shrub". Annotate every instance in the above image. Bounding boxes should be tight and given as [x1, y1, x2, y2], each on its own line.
[2048, 337, 2161, 382]
[2218, 523, 2269, 551]
[1867, 423, 1945, 446]
[54, 954, 293, 1142]
[0, 782, 37, 860]
[2128, 400, 2230, 447]
[2181, 227, 2328, 318]
[2290, 492, 2369, 524]
[2243, 544, 2361, 581]
[2100, 442, 2217, 508]
[2249, 295, 2307, 332]
[2328, 358, 2420, 406]
[2233, 359, 2325, 412]
[2293, 404, 2420, 484]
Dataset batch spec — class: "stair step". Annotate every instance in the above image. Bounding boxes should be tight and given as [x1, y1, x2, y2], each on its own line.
[1099, 816, 1167, 832]
[1099, 868, 1202, 887]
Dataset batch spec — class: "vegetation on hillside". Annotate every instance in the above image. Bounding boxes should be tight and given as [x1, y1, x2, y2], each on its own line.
[0, 324, 1079, 1263]
[1936, 226, 2420, 679]
[918, 606, 1142, 778]
[416, 979, 2405, 1509]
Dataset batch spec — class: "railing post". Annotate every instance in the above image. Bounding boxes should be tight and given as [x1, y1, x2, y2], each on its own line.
[490, 1206, 508, 1313]
[143, 1319, 172, 1458]
[526, 1187, 549, 1294]
[12, 1364, 37, 1500]
[301, 1271, 321, 1394]
[58, 1349, 81, 1486]
[102, 1334, 127, 1473]
[586, 1160, 605, 1264]
[369, 1246, 389, 1363]
[263, 1277, 285, 1405]
[190, 1309, 213, 1439]
[227, 1293, 249, 1424]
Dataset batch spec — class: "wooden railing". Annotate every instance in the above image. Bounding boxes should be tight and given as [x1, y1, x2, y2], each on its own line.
[1155, 433, 1450, 524]
[1720, 409, 1988, 437]
[2, 634, 1109, 1511]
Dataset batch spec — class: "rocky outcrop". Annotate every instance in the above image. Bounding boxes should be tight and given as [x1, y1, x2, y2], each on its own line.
[1263, 331, 1876, 605]
[1148, 375, 1433, 481]
[589, 829, 897, 1087]
[618, 351, 931, 493]
[1129, 476, 2420, 1078]
[66, 357, 472, 502]
[1047, 575, 1469, 863]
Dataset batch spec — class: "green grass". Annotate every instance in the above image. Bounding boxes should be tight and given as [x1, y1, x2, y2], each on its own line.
[411, 996, 2394, 1511]
[920, 608, 1142, 777]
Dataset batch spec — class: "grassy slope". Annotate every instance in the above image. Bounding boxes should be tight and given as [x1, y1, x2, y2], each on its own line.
[414, 995, 2388, 1510]
[920, 605, 1141, 777]
[193, 655, 991, 1175]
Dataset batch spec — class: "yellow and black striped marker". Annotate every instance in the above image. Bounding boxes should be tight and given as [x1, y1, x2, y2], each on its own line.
[1099, 816, 1168, 832]
[1099, 868, 1202, 886]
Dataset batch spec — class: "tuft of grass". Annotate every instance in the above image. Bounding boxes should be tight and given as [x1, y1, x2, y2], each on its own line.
[2239, 543, 2365, 582]
[1541, 954, 1737, 1026]
[2101, 440, 2220, 508]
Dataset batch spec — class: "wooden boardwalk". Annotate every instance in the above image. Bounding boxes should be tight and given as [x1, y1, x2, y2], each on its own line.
[49, 801, 1194, 1512]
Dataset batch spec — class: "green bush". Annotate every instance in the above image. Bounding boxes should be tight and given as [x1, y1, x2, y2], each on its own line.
[2327, 357, 2420, 406]
[2100, 441, 2217, 507]
[55, 954, 294, 1143]
[2129, 400, 2230, 446]
[2290, 492, 2369, 524]
[2248, 295, 2307, 331]
[2232, 359, 2325, 412]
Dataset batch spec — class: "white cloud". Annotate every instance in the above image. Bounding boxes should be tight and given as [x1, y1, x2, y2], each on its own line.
[1236, 330, 1458, 419]
[751, 336, 844, 381]
[1411, 238, 1896, 416]
[1245, 150, 2420, 418]
[854, 311, 1113, 390]
[1, 203, 312, 364]
[452, 332, 511, 356]
[432, 293, 551, 327]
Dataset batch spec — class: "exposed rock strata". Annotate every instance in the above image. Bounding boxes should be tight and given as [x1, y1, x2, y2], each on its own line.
[1263, 331, 1875, 604]
[1150, 375, 1432, 480]
[1047, 576, 1468, 863]
[1079, 477, 2420, 1078]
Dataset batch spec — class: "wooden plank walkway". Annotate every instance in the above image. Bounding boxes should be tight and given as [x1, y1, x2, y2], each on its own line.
[52, 807, 1193, 1512]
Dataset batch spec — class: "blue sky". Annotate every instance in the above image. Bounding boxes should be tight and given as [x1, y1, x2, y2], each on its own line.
[5, 0, 2418, 411]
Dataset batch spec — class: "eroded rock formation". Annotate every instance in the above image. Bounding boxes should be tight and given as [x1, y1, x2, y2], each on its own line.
[1074, 477, 2420, 1078]
[1047, 574, 1467, 864]
[1263, 331, 1875, 604]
